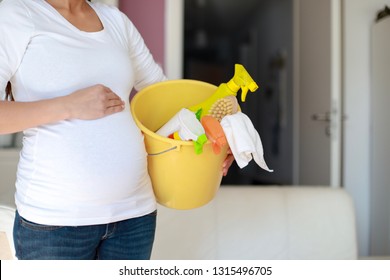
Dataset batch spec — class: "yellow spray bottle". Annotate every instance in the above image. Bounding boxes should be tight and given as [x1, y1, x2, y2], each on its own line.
[188, 64, 259, 120]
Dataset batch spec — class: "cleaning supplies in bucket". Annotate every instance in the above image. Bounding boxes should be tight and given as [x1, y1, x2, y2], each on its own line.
[189, 64, 258, 120]
[130, 69, 272, 210]
[154, 64, 256, 156]
[156, 108, 208, 154]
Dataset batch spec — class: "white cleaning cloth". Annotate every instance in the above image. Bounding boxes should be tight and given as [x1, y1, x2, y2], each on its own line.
[220, 112, 273, 172]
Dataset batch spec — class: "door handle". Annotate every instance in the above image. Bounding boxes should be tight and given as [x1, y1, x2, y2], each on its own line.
[311, 112, 332, 137]
[311, 112, 331, 122]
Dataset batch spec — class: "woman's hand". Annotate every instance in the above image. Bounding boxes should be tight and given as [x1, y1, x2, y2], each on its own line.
[222, 148, 234, 176]
[64, 84, 125, 120]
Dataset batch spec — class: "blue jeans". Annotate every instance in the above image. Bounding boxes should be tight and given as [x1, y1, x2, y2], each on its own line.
[13, 210, 157, 260]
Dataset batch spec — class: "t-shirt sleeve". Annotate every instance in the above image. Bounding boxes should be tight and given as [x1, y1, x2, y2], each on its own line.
[0, 0, 34, 100]
[120, 12, 167, 91]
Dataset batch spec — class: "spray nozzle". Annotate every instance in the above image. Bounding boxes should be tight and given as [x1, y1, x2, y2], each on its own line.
[227, 64, 259, 102]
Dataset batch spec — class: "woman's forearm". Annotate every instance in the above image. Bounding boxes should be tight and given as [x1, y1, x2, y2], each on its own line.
[0, 84, 124, 135]
[0, 97, 70, 134]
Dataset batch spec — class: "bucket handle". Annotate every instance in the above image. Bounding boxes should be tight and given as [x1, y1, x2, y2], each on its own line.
[148, 145, 180, 156]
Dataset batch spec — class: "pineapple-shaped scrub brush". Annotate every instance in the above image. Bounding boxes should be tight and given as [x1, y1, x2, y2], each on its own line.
[189, 64, 259, 120]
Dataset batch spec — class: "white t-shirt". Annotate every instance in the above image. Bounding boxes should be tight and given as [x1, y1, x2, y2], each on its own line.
[0, 0, 166, 226]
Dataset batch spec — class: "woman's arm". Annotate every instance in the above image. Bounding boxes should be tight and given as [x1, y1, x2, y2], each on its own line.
[0, 84, 124, 135]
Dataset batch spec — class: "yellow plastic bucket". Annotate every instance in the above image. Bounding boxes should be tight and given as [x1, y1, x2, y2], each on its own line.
[130, 80, 228, 210]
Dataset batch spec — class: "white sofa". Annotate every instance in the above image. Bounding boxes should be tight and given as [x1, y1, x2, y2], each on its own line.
[0, 182, 358, 260]
[152, 186, 358, 260]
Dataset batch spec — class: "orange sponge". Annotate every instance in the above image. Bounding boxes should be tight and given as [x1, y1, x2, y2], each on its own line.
[201, 115, 228, 154]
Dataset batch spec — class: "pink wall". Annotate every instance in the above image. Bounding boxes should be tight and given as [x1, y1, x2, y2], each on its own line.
[119, 0, 165, 69]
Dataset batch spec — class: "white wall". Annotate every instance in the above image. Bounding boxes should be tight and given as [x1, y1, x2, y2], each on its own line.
[343, 0, 390, 257]
[164, 0, 184, 79]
